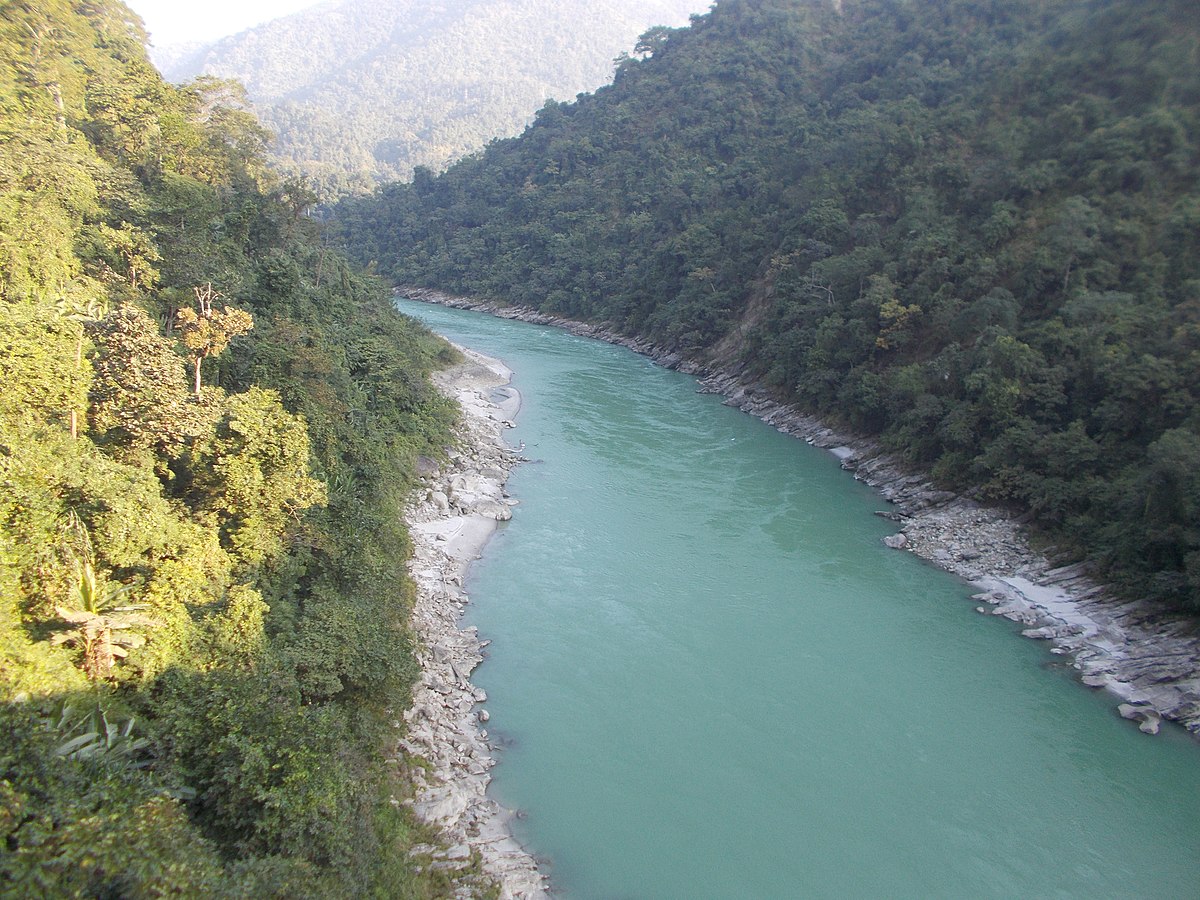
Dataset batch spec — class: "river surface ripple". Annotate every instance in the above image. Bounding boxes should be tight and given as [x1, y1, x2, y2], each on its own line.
[399, 299, 1200, 900]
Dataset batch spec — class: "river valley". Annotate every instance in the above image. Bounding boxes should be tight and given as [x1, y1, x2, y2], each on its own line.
[400, 298, 1200, 899]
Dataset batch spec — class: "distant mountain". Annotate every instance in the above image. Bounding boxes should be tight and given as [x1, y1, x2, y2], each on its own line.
[147, 39, 208, 75]
[160, 0, 705, 196]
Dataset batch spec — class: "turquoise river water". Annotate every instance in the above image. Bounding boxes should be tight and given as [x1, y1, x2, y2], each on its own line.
[399, 298, 1200, 899]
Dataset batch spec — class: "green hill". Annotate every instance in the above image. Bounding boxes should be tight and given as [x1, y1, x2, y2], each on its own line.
[337, 0, 1200, 611]
[0, 1, 468, 893]
[160, 0, 705, 197]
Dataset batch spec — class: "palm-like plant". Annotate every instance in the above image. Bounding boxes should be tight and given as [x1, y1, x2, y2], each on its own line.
[53, 699, 150, 768]
[51, 558, 158, 680]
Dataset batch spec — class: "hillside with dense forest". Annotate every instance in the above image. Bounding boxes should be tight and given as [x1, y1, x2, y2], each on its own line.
[0, 1, 475, 894]
[338, 0, 1200, 612]
[159, 0, 704, 198]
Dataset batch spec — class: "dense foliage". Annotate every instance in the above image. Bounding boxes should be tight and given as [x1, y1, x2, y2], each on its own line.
[158, 0, 704, 198]
[339, 0, 1200, 611]
[1, 1, 466, 894]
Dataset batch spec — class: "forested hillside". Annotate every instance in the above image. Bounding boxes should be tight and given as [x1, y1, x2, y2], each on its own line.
[0, 1, 469, 894]
[160, 0, 704, 198]
[338, 0, 1200, 611]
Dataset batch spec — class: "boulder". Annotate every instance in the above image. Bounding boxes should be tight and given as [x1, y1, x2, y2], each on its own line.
[883, 533, 908, 550]
[474, 499, 513, 521]
[1117, 703, 1162, 735]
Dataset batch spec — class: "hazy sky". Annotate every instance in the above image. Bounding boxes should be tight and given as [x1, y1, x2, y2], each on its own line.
[124, 0, 322, 47]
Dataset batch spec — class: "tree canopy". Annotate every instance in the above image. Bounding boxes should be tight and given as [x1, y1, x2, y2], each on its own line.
[160, 0, 705, 198]
[338, 0, 1200, 611]
[0, 1, 467, 893]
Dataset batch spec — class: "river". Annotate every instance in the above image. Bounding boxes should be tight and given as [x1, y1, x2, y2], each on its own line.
[399, 298, 1200, 899]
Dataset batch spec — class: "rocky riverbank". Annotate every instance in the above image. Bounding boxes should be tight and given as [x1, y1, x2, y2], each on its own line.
[399, 344, 549, 898]
[400, 286, 1200, 737]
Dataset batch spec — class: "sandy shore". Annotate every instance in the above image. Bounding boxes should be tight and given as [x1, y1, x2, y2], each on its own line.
[401, 287, 1200, 737]
[399, 345, 549, 898]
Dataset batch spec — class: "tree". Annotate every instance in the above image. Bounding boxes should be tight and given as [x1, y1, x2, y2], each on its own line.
[634, 25, 675, 58]
[87, 304, 204, 456]
[190, 387, 326, 567]
[868, 274, 921, 350]
[51, 556, 158, 681]
[174, 283, 254, 397]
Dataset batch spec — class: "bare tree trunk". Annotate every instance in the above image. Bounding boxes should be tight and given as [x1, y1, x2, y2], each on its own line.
[50, 81, 65, 135]
[86, 627, 115, 681]
[71, 331, 82, 438]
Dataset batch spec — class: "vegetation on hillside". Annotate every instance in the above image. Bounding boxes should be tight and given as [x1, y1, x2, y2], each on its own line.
[1, 1, 466, 893]
[338, 0, 1200, 611]
[159, 0, 704, 198]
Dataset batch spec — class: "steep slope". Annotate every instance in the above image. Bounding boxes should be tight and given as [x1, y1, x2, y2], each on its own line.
[0, 1, 467, 893]
[161, 0, 705, 196]
[336, 0, 1200, 612]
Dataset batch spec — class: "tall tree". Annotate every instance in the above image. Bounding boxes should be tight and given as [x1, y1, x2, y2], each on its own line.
[174, 283, 254, 396]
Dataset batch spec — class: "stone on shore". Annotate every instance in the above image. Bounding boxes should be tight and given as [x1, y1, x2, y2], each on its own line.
[1118, 703, 1163, 735]
[401, 343, 549, 899]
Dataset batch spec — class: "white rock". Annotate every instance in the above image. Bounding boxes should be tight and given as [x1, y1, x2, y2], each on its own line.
[402, 343, 549, 897]
[1118, 703, 1162, 735]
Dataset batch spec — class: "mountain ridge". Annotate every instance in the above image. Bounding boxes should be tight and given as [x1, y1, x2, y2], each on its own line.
[161, 0, 707, 196]
[336, 0, 1200, 613]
